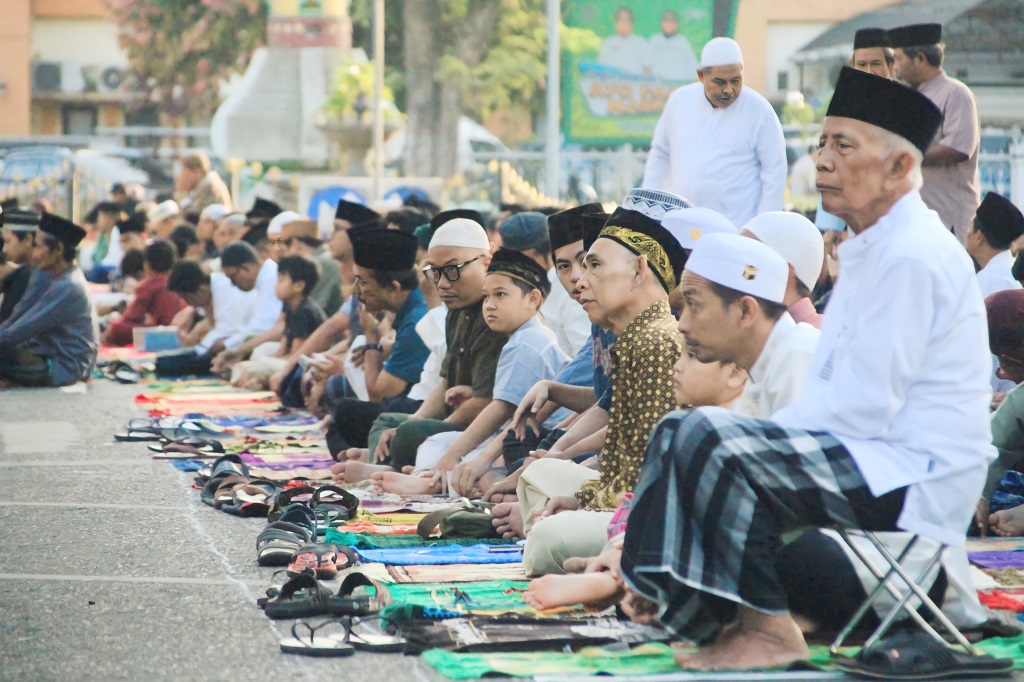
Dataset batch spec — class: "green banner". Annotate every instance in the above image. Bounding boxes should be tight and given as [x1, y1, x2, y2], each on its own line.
[563, 1, 737, 146]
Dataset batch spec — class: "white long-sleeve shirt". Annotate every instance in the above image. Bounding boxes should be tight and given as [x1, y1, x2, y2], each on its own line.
[642, 82, 787, 227]
[730, 313, 819, 420]
[197, 272, 257, 353]
[540, 268, 592, 357]
[225, 258, 283, 348]
[976, 249, 1020, 300]
[774, 190, 995, 546]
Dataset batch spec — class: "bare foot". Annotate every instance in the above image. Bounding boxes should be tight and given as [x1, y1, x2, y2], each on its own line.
[376, 471, 442, 495]
[344, 448, 369, 462]
[621, 589, 659, 625]
[340, 460, 392, 484]
[524, 573, 624, 611]
[990, 506, 1024, 537]
[562, 557, 589, 574]
[675, 610, 809, 672]
[491, 502, 525, 539]
[488, 492, 517, 504]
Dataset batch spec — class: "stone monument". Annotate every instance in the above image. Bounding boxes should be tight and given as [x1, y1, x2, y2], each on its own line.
[211, 0, 360, 165]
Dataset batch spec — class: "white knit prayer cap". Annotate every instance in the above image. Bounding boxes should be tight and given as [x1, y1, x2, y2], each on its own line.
[661, 207, 736, 251]
[741, 212, 824, 292]
[429, 217, 490, 251]
[267, 211, 309, 237]
[147, 200, 180, 224]
[200, 204, 230, 223]
[685, 232, 787, 304]
[700, 37, 744, 68]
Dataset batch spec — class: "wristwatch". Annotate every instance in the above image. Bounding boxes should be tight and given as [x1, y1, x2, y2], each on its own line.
[363, 343, 383, 352]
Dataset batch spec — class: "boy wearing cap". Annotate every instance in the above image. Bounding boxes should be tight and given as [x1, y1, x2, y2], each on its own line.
[0, 207, 40, 324]
[891, 23, 980, 242]
[373, 248, 570, 495]
[147, 200, 181, 240]
[619, 68, 992, 671]
[642, 37, 787, 228]
[740, 212, 825, 329]
[0, 214, 96, 387]
[498, 211, 591, 357]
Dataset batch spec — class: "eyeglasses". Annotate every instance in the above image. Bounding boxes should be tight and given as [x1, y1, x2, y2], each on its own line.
[270, 238, 293, 247]
[422, 255, 484, 284]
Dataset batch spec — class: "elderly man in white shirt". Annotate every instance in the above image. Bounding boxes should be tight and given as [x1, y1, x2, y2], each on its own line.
[619, 67, 993, 672]
[642, 37, 787, 228]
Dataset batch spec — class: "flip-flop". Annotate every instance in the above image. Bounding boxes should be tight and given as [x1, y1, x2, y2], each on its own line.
[349, 616, 405, 653]
[287, 543, 358, 580]
[834, 631, 1014, 680]
[279, 620, 355, 657]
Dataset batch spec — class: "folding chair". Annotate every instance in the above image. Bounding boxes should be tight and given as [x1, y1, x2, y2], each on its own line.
[829, 527, 982, 656]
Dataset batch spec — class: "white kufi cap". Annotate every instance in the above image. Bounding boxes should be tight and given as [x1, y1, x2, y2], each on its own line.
[268, 210, 309, 237]
[147, 200, 180, 224]
[700, 37, 744, 68]
[741, 212, 824, 292]
[685, 232, 788, 304]
[200, 204, 230, 223]
[661, 207, 736, 251]
[429, 217, 490, 251]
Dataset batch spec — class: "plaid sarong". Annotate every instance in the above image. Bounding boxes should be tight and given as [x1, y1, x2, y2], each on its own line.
[621, 407, 904, 643]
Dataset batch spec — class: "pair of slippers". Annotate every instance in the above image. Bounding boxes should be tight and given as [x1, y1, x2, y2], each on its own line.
[836, 631, 1013, 679]
[263, 571, 384, 620]
[279, 616, 405, 657]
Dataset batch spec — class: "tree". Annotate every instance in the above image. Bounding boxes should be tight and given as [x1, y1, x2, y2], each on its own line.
[103, 0, 267, 124]
[350, 0, 548, 177]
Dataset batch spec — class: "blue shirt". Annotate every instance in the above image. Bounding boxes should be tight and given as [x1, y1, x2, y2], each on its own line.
[553, 337, 595, 388]
[383, 288, 430, 385]
[492, 316, 571, 429]
[593, 325, 617, 411]
[0, 266, 97, 386]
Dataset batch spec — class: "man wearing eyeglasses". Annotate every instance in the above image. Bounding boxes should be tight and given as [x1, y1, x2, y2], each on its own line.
[368, 217, 509, 472]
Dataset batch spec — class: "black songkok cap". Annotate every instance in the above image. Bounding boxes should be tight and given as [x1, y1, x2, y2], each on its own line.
[486, 247, 551, 299]
[826, 66, 942, 155]
[854, 28, 890, 50]
[581, 212, 611, 252]
[597, 207, 687, 293]
[976, 192, 1024, 250]
[39, 213, 86, 248]
[887, 23, 942, 48]
[335, 200, 380, 227]
[547, 203, 603, 256]
[0, 208, 41, 230]
[117, 211, 147, 235]
[352, 228, 420, 272]
[431, 208, 484, 232]
[247, 198, 284, 221]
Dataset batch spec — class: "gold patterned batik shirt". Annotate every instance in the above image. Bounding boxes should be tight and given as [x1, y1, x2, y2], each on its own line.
[576, 299, 682, 511]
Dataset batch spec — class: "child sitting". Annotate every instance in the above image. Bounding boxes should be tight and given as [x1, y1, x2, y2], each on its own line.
[102, 240, 186, 346]
[231, 255, 326, 390]
[523, 349, 747, 612]
[110, 248, 144, 296]
[371, 248, 570, 495]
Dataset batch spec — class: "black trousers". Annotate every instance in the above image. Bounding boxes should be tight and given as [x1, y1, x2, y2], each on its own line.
[326, 396, 422, 459]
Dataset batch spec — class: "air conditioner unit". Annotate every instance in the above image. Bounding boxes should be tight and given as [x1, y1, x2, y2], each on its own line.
[32, 61, 62, 92]
[82, 65, 125, 93]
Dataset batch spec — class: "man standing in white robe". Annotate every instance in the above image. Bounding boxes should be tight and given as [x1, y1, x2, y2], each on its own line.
[642, 37, 787, 228]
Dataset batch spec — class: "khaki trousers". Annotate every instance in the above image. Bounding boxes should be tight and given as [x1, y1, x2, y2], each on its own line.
[518, 458, 612, 577]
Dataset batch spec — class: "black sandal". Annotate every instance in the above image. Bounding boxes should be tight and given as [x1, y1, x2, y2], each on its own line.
[835, 631, 1013, 680]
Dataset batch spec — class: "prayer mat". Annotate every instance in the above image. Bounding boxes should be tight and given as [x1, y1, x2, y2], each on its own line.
[422, 643, 682, 679]
[980, 591, 1024, 612]
[388, 563, 528, 583]
[249, 467, 333, 481]
[356, 510, 428, 525]
[324, 529, 516, 549]
[377, 580, 535, 622]
[971, 551, 1024, 569]
[336, 520, 420, 535]
[968, 537, 1024, 553]
[355, 544, 523, 566]
[238, 452, 335, 470]
[977, 633, 1024, 669]
[983, 568, 1024, 588]
[402, 619, 667, 655]
[135, 391, 278, 404]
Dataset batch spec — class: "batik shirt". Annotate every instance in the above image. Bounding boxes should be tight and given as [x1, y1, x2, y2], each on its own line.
[576, 299, 682, 510]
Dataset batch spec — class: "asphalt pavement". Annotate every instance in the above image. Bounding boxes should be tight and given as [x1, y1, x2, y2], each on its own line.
[0, 381, 448, 681]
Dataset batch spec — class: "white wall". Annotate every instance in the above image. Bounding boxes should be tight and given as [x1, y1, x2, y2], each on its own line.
[31, 18, 127, 68]
[764, 22, 831, 96]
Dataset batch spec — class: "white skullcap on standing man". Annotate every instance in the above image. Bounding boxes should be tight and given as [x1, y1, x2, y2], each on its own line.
[700, 37, 744, 68]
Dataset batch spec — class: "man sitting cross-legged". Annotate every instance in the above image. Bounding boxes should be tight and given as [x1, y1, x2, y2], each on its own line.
[618, 67, 994, 671]
[372, 248, 570, 494]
